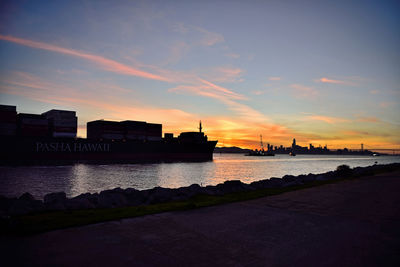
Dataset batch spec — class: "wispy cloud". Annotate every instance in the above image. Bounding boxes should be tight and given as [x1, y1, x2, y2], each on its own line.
[169, 79, 271, 123]
[163, 41, 190, 65]
[369, 90, 379, 95]
[305, 115, 349, 124]
[195, 27, 224, 46]
[356, 116, 381, 123]
[172, 22, 189, 34]
[0, 35, 169, 82]
[169, 81, 245, 102]
[315, 77, 359, 86]
[268, 77, 281, 81]
[251, 90, 265, 95]
[225, 53, 240, 59]
[205, 67, 244, 83]
[342, 130, 370, 136]
[379, 101, 395, 108]
[290, 84, 318, 98]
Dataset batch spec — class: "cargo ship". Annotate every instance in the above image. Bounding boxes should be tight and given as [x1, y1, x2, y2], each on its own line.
[0, 105, 217, 165]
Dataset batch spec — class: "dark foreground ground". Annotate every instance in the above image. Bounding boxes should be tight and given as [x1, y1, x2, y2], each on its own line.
[2, 171, 400, 267]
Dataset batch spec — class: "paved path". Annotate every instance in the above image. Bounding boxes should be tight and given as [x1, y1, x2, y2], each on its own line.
[2, 171, 400, 267]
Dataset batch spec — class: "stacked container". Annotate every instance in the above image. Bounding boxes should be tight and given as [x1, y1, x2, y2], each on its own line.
[0, 105, 17, 136]
[87, 119, 163, 141]
[42, 109, 77, 138]
[164, 133, 174, 140]
[121, 120, 146, 140]
[87, 120, 124, 140]
[146, 123, 162, 141]
[17, 113, 49, 137]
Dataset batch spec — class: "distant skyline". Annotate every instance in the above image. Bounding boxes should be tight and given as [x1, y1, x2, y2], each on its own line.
[1, 0, 399, 149]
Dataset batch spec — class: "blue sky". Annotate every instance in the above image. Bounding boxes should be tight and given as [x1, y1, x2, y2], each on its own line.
[0, 0, 399, 148]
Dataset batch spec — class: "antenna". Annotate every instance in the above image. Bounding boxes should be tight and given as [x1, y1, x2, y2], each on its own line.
[199, 120, 203, 133]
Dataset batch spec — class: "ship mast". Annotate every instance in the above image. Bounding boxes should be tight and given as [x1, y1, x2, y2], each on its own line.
[199, 120, 203, 133]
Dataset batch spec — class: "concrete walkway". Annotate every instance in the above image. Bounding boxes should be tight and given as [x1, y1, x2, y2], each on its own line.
[2, 171, 400, 267]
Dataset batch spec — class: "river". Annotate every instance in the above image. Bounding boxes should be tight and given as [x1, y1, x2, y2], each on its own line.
[1, 154, 399, 199]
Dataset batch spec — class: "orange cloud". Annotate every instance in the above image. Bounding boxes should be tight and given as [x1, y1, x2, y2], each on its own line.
[290, 84, 318, 98]
[305, 115, 349, 124]
[0, 35, 169, 82]
[225, 53, 240, 59]
[357, 116, 381, 123]
[208, 67, 243, 83]
[199, 79, 245, 100]
[379, 102, 395, 108]
[369, 90, 379, 95]
[268, 77, 281, 81]
[317, 77, 358, 86]
[195, 27, 224, 46]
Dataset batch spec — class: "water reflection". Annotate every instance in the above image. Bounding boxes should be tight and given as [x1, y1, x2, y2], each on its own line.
[0, 154, 399, 199]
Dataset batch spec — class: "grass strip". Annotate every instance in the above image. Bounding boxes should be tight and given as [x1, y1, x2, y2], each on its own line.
[2, 166, 399, 236]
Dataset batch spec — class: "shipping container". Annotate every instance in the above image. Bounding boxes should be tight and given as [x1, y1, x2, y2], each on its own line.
[0, 123, 17, 136]
[146, 123, 162, 138]
[17, 113, 49, 137]
[52, 132, 79, 138]
[121, 120, 146, 140]
[0, 105, 17, 124]
[87, 120, 124, 140]
[43, 109, 77, 138]
[53, 126, 77, 132]
[42, 109, 76, 119]
[164, 133, 174, 140]
[0, 105, 17, 112]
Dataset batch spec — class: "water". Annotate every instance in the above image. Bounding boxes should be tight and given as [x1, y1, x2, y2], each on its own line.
[1, 154, 399, 199]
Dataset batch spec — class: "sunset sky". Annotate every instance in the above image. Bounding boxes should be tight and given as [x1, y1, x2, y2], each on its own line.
[0, 0, 399, 149]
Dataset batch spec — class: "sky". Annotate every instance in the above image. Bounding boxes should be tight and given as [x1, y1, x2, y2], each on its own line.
[0, 0, 399, 149]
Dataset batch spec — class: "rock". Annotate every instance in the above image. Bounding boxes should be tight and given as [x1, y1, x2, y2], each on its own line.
[44, 192, 67, 211]
[282, 175, 303, 187]
[202, 185, 223, 196]
[8, 197, 44, 215]
[316, 175, 329, 181]
[66, 193, 96, 210]
[249, 177, 284, 189]
[98, 189, 128, 208]
[282, 175, 297, 183]
[268, 178, 285, 188]
[299, 174, 317, 183]
[335, 165, 353, 177]
[124, 188, 146, 206]
[172, 184, 203, 201]
[0, 196, 14, 216]
[146, 187, 176, 204]
[352, 167, 365, 177]
[216, 180, 251, 194]
[187, 184, 203, 194]
[19, 192, 35, 201]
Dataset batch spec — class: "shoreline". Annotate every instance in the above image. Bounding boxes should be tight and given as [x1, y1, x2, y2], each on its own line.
[1, 162, 400, 235]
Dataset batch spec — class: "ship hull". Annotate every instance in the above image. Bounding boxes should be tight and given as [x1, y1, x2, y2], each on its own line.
[0, 136, 217, 165]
